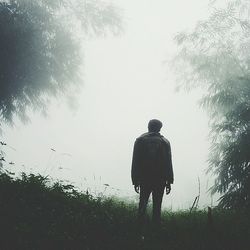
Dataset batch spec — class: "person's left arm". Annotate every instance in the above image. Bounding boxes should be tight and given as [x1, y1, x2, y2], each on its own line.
[131, 138, 141, 192]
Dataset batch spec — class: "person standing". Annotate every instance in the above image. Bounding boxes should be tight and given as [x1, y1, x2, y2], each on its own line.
[131, 119, 174, 227]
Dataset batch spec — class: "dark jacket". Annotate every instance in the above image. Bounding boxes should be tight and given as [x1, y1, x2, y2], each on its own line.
[131, 132, 174, 185]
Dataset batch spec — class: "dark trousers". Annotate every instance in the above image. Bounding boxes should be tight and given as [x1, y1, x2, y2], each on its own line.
[138, 183, 165, 226]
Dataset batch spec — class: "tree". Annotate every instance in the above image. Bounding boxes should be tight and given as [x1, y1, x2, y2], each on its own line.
[0, 0, 121, 125]
[173, 0, 250, 209]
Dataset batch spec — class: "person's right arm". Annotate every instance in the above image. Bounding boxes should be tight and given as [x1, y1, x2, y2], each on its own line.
[165, 182, 171, 195]
[167, 143, 174, 185]
[163, 140, 174, 195]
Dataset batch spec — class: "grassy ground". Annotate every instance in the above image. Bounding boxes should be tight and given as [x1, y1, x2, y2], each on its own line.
[0, 172, 249, 250]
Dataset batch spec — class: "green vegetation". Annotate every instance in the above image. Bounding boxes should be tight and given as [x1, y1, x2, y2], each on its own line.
[0, 0, 121, 125]
[173, 0, 250, 209]
[0, 172, 249, 250]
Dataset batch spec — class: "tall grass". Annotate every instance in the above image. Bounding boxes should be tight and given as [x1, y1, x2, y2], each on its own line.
[0, 172, 249, 250]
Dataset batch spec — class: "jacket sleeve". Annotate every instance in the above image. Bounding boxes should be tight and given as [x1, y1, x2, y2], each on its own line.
[166, 143, 174, 184]
[131, 138, 142, 185]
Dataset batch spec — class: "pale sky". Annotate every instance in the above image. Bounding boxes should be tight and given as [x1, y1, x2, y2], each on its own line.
[2, 0, 219, 210]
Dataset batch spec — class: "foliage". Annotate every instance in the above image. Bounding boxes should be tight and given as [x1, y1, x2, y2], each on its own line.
[0, 172, 249, 250]
[0, 0, 122, 125]
[172, 0, 250, 209]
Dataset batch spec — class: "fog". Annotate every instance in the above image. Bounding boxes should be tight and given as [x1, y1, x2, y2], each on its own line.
[2, 0, 217, 210]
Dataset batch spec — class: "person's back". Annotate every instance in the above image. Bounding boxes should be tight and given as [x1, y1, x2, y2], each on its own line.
[132, 131, 173, 186]
[131, 119, 174, 229]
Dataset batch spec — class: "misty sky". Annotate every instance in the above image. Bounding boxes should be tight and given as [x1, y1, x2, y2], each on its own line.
[2, 0, 218, 210]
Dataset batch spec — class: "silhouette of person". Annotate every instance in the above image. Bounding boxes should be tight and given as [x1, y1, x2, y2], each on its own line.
[131, 119, 174, 227]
